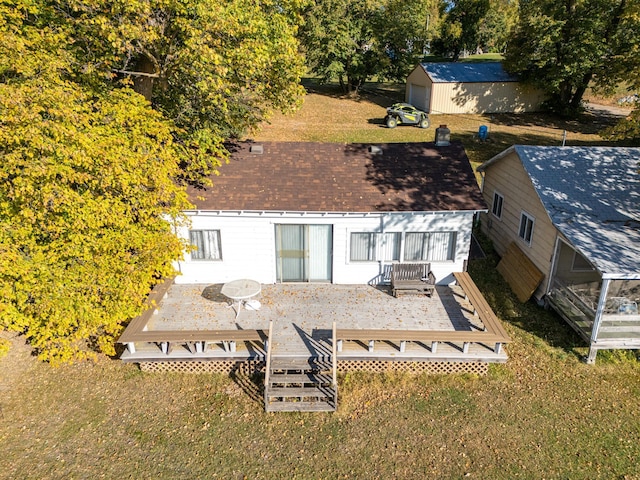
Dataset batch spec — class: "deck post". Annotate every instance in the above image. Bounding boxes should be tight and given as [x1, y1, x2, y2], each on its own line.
[494, 342, 502, 354]
[431, 341, 438, 353]
[160, 341, 169, 354]
[400, 340, 406, 353]
[229, 341, 237, 352]
[586, 345, 598, 364]
[126, 342, 136, 354]
[368, 340, 375, 352]
[337, 339, 343, 352]
[463, 342, 470, 354]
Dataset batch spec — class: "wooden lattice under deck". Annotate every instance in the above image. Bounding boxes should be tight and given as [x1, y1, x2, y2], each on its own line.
[137, 359, 488, 376]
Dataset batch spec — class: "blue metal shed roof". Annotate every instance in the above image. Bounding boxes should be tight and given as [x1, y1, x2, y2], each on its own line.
[421, 62, 517, 83]
[481, 146, 640, 277]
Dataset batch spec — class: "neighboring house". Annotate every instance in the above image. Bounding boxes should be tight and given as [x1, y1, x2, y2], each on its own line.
[477, 145, 640, 363]
[405, 62, 545, 114]
[176, 141, 487, 287]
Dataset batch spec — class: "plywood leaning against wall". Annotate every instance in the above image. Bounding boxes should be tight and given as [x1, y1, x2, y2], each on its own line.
[497, 242, 545, 302]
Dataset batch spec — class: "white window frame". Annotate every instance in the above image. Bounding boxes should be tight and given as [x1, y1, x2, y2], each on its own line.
[189, 229, 222, 261]
[349, 232, 400, 263]
[403, 231, 457, 263]
[518, 212, 535, 246]
[349, 231, 458, 264]
[491, 191, 504, 219]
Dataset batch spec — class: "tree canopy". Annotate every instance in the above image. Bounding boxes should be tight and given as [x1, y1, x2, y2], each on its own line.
[60, 0, 306, 180]
[504, 0, 640, 116]
[432, 0, 490, 60]
[299, 0, 441, 92]
[477, 0, 519, 53]
[0, 0, 306, 363]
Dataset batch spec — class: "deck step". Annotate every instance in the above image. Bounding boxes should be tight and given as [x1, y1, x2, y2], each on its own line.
[265, 400, 336, 413]
[269, 357, 332, 369]
[268, 373, 333, 386]
[597, 331, 640, 340]
[267, 386, 333, 398]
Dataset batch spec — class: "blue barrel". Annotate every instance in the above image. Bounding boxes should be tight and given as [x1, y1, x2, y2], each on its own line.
[478, 125, 488, 140]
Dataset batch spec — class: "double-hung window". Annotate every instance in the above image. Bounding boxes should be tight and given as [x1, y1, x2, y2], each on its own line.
[350, 232, 400, 262]
[350, 231, 457, 263]
[492, 191, 504, 219]
[404, 232, 457, 262]
[518, 212, 535, 245]
[190, 230, 222, 260]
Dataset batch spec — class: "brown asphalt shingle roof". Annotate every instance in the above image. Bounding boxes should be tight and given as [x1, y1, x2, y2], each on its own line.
[186, 141, 487, 213]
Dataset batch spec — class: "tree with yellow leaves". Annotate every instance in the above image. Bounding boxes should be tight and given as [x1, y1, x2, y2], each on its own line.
[0, 0, 305, 362]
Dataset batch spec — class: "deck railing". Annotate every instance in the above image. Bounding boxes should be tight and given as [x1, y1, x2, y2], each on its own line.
[263, 320, 274, 407]
[118, 277, 268, 356]
[335, 272, 511, 356]
[119, 272, 509, 363]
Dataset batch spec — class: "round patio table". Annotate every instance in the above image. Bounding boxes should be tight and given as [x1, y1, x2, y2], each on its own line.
[221, 279, 261, 319]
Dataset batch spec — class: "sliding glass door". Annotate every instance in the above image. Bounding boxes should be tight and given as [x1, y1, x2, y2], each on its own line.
[275, 224, 332, 282]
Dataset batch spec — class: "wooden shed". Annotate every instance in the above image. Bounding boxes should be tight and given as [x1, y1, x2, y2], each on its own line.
[405, 62, 545, 114]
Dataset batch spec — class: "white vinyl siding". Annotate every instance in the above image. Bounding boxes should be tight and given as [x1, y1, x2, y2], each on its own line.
[404, 232, 457, 262]
[492, 191, 504, 219]
[190, 230, 222, 260]
[176, 210, 474, 286]
[518, 212, 535, 246]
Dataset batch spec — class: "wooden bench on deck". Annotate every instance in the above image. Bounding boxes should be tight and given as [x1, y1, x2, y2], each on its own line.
[391, 263, 436, 297]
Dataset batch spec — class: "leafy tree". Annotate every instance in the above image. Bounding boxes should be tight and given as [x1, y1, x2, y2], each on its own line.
[504, 0, 640, 116]
[300, 0, 443, 91]
[56, 0, 306, 180]
[375, 0, 441, 81]
[0, 0, 306, 363]
[299, 0, 385, 93]
[432, 0, 490, 60]
[605, 108, 640, 144]
[477, 0, 519, 53]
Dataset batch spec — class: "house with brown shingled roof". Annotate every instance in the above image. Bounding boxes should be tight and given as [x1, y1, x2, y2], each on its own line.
[175, 141, 487, 286]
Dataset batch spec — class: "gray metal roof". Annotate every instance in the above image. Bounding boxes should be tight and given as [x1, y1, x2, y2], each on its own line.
[481, 146, 640, 277]
[420, 62, 517, 83]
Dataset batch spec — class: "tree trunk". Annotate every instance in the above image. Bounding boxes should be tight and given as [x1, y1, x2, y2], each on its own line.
[347, 76, 362, 95]
[571, 72, 594, 110]
[132, 56, 157, 102]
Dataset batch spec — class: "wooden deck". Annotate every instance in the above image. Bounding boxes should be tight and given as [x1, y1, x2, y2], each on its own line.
[119, 275, 510, 411]
[119, 274, 510, 365]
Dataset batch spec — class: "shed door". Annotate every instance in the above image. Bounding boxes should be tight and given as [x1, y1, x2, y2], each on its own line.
[275, 225, 332, 282]
[409, 83, 430, 111]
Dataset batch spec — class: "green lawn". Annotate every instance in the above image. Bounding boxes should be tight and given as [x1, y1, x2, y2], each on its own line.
[2, 251, 639, 479]
[1, 82, 638, 480]
[253, 78, 620, 169]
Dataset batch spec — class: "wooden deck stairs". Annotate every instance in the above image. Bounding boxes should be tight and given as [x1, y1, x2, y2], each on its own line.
[263, 322, 338, 413]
